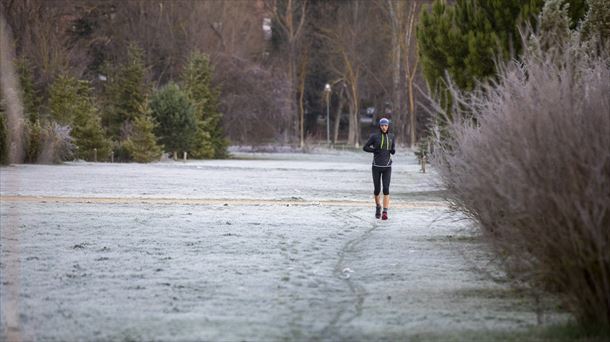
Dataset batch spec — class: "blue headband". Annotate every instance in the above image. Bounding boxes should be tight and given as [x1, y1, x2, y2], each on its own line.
[379, 118, 390, 125]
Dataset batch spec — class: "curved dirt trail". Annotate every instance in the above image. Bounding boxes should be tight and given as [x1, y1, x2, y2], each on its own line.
[0, 152, 567, 340]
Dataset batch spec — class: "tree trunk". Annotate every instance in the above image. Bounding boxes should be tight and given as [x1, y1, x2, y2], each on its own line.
[345, 83, 360, 147]
[388, 0, 403, 138]
[298, 52, 308, 149]
[408, 78, 416, 147]
[288, 46, 298, 145]
[404, 1, 419, 148]
[333, 86, 345, 144]
[347, 101, 356, 146]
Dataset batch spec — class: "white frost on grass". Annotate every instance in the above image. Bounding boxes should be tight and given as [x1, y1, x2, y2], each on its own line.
[0, 151, 567, 340]
[0, 150, 440, 201]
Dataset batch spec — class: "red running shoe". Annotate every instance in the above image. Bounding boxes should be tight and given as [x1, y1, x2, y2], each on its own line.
[382, 211, 388, 220]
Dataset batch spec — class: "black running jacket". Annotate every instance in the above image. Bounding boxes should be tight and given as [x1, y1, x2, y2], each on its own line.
[363, 132, 396, 167]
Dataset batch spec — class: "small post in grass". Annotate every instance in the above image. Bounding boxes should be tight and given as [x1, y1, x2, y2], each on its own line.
[93, 148, 97, 162]
[183, 152, 187, 162]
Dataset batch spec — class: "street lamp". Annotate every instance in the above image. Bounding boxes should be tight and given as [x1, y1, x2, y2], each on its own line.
[324, 83, 331, 145]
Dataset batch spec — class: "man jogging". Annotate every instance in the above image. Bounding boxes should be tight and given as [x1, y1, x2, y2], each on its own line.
[363, 118, 395, 220]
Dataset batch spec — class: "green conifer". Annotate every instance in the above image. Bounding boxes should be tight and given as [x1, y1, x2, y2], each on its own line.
[417, 0, 588, 119]
[16, 58, 40, 122]
[123, 102, 163, 163]
[181, 52, 228, 159]
[49, 75, 111, 161]
[150, 83, 198, 157]
[102, 44, 150, 140]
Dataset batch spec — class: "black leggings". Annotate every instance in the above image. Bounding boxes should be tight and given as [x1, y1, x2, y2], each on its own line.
[372, 166, 392, 196]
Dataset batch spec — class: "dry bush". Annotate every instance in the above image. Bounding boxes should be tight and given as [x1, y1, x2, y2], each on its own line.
[432, 48, 610, 325]
[32, 120, 75, 164]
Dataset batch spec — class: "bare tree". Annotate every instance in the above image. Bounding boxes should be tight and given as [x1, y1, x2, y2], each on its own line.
[385, 0, 405, 136]
[1, 0, 87, 89]
[403, 1, 420, 147]
[378, 0, 423, 147]
[265, 0, 308, 146]
[332, 83, 345, 143]
[319, 2, 375, 147]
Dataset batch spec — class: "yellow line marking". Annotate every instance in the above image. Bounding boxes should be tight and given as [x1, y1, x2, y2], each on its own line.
[0, 195, 447, 208]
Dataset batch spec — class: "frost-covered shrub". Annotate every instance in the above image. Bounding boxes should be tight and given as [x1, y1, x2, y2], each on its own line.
[30, 120, 75, 164]
[433, 42, 610, 325]
[23, 119, 76, 164]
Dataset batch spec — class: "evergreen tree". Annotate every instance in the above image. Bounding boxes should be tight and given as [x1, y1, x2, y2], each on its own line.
[417, 0, 588, 118]
[150, 83, 197, 157]
[49, 75, 111, 161]
[181, 52, 227, 159]
[24, 119, 43, 163]
[123, 102, 163, 162]
[49, 75, 81, 125]
[102, 44, 150, 140]
[565, 0, 589, 28]
[16, 58, 40, 122]
[418, 0, 543, 94]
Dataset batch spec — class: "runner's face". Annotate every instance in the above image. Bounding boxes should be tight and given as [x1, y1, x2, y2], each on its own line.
[380, 124, 388, 133]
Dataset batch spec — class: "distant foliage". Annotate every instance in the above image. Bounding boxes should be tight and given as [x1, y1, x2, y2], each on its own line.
[150, 83, 197, 156]
[181, 52, 227, 159]
[216, 57, 292, 145]
[49, 75, 111, 161]
[123, 102, 163, 162]
[102, 44, 150, 141]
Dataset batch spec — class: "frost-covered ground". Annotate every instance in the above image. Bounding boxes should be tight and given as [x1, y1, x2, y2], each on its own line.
[1, 150, 568, 341]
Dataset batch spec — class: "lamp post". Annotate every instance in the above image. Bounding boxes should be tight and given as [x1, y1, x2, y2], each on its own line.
[324, 83, 331, 145]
